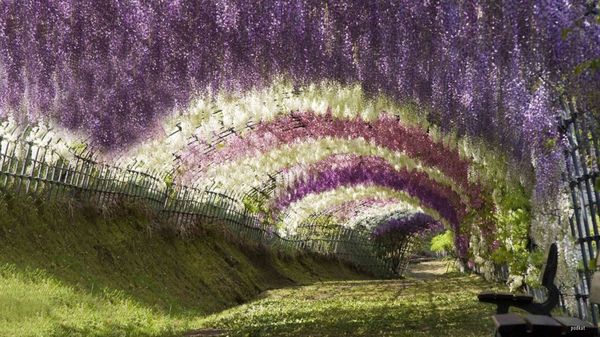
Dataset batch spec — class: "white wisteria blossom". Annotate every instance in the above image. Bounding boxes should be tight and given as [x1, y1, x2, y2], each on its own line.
[280, 185, 446, 236]
[195, 137, 467, 203]
[116, 80, 462, 174]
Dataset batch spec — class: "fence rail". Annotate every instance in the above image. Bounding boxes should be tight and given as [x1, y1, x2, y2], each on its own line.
[560, 99, 600, 323]
[0, 132, 394, 277]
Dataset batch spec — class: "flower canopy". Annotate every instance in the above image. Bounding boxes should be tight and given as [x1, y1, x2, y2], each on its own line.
[1, 1, 599, 279]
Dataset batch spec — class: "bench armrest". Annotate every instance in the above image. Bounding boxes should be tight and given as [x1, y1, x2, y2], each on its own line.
[478, 292, 534, 304]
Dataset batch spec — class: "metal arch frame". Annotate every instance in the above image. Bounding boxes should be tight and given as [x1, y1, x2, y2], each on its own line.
[559, 97, 600, 324]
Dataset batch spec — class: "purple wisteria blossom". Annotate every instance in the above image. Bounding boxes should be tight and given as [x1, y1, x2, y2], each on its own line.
[1, 1, 598, 210]
[1, 2, 597, 165]
[273, 155, 466, 226]
[181, 111, 473, 196]
[372, 213, 443, 237]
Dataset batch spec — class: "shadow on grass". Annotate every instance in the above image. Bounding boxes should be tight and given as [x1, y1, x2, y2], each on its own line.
[196, 263, 504, 337]
[48, 322, 184, 337]
[0, 193, 370, 337]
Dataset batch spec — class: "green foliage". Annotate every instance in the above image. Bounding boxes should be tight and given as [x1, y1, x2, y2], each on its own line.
[490, 247, 510, 265]
[544, 137, 557, 151]
[484, 166, 533, 276]
[163, 173, 174, 188]
[577, 255, 598, 272]
[410, 235, 432, 255]
[574, 58, 600, 75]
[242, 195, 262, 214]
[70, 141, 88, 155]
[430, 230, 454, 254]
[311, 214, 337, 227]
[242, 194, 275, 225]
[461, 137, 533, 269]
[561, 27, 574, 40]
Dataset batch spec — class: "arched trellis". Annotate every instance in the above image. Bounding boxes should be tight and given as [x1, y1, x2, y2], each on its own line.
[268, 154, 466, 225]
[276, 183, 463, 272]
[176, 111, 477, 200]
[170, 109, 487, 256]
[290, 203, 445, 276]
[213, 139, 473, 220]
[178, 111, 472, 186]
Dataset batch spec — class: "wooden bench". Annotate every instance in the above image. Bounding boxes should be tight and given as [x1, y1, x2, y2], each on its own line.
[479, 243, 560, 315]
[492, 313, 597, 336]
[487, 243, 600, 336]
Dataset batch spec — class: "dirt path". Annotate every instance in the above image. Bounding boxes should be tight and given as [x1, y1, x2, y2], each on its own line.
[404, 259, 452, 280]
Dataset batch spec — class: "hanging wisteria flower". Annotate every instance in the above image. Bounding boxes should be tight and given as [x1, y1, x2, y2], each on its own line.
[1, 0, 598, 298]
[272, 154, 467, 226]
[371, 213, 443, 238]
[279, 185, 447, 235]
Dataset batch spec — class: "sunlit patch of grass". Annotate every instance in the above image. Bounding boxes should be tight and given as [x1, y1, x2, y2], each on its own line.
[196, 270, 504, 337]
[0, 264, 187, 337]
[0, 192, 504, 337]
[0, 193, 367, 337]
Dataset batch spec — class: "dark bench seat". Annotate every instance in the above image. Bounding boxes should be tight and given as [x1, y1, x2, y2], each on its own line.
[481, 243, 600, 336]
[493, 313, 598, 337]
[554, 317, 598, 337]
[482, 243, 600, 336]
[493, 313, 527, 336]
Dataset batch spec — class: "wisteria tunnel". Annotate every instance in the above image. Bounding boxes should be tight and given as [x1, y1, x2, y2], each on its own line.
[1, 1, 600, 336]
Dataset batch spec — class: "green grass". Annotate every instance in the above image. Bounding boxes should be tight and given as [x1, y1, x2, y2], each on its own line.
[0, 192, 366, 337]
[195, 263, 505, 337]
[0, 265, 184, 337]
[0, 191, 509, 337]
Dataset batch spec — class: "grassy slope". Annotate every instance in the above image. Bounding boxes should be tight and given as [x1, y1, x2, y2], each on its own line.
[197, 261, 505, 337]
[0, 193, 366, 337]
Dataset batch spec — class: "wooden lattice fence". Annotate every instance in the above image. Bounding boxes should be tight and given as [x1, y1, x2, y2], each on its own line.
[0, 131, 393, 277]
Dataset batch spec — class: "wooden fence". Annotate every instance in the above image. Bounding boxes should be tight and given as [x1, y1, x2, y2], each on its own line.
[0, 131, 393, 277]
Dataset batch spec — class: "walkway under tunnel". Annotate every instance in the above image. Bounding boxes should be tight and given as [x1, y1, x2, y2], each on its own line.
[0, 1, 599, 336]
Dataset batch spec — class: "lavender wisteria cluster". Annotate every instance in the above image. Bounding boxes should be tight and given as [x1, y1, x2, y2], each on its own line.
[273, 155, 466, 226]
[1, 1, 599, 191]
[1, 1, 599, 279]
[372, 213, 443, 238]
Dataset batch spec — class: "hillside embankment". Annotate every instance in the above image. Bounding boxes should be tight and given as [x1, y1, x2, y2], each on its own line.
[0, 193, 367, 337]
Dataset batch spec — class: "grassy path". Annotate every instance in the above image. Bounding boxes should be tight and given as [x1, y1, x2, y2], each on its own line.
[0, 196, 506, 337]
[191, 260, 504, 337]
[0, 196, 367, 337]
